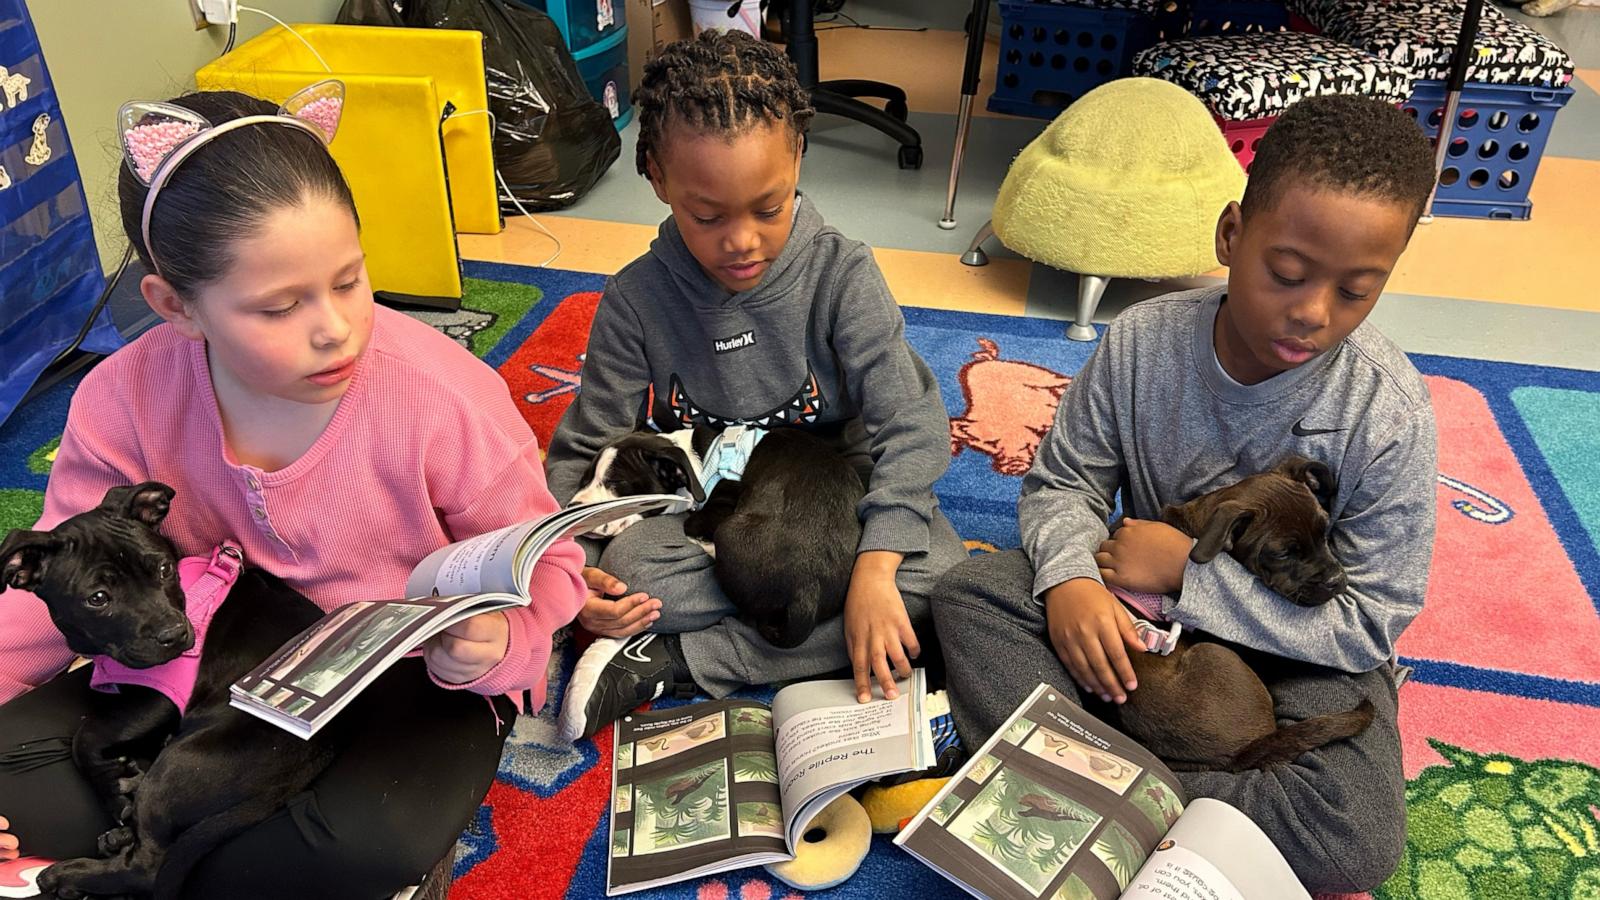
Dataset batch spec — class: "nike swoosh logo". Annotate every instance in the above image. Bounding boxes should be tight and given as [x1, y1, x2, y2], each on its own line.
[1291, 421, 1343, 437]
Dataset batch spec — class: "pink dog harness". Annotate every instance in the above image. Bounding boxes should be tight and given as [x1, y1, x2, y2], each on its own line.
[89, 542, 244, 713]
[1109, 585, 1183, 656]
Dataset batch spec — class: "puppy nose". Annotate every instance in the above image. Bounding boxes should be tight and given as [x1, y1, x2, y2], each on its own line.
[156, 623, 189, 647]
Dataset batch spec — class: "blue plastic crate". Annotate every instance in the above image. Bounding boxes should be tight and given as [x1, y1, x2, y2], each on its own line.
[1404, 79, 1573, 220]
[518, 0, 625, 54]
[1182, 0, 1289, 36]
[575, 30, 633, 131]
[989, 0, 1159, 119]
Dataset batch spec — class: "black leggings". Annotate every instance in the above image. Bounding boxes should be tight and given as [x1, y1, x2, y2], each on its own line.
[0, 658, 514, 899]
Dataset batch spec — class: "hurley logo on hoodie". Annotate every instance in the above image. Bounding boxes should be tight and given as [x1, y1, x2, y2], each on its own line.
[714, 330, 757, 354]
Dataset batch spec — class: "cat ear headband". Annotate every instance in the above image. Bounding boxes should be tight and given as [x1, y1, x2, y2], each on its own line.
[119, 79, 345, 278]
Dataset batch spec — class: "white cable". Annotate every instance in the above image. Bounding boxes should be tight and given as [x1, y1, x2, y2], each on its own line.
[447, 107, 563, 268]
[496, 168, 563, 268]
[239, 5, 331, 73]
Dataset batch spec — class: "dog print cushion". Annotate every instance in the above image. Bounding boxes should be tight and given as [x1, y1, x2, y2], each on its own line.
[1284, 0, 1431, 32]
[1133, 32, 1415, 120]
[1037, 0, 1163, 18]
[1313, 1, 1574, 87]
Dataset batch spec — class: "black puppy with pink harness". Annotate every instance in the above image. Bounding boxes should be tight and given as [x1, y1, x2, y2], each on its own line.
[89, 542, 244, 714]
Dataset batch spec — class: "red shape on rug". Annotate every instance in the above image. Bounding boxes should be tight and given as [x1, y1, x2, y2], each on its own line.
[450, 724, 614, 900]
[499, 291, 602, 448]
[1399, 376, 1600, 682]
[947, 338, 1071, 477]
[1396, 682, 1600, 778]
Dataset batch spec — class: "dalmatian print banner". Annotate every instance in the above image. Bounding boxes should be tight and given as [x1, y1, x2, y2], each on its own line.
[1134, 31, 1415, 120]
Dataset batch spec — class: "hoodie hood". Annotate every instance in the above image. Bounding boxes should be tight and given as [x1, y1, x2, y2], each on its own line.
[651, 193, 827, 310]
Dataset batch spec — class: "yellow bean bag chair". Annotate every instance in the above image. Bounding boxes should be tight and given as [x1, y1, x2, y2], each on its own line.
[969, 77, 1245, 340]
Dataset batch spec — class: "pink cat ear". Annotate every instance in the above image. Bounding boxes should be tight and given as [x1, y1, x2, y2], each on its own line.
[280, 79, 345, 143]
[119, 101, 211, 185]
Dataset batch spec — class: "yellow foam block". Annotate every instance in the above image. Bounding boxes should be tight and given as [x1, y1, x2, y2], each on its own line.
[199, 25, 503, 301]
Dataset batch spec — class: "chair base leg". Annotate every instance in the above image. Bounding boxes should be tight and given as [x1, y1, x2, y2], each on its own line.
[1069, 274, 1110, 341]
[961, 220, 994, 267]
[811, 86, 922, 169]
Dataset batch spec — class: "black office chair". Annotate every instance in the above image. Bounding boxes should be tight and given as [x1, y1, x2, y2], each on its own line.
[781, 0, 924, 168]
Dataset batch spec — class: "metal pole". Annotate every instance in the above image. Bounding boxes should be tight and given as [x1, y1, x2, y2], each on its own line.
[1422, 0, 1485, 222]
[941, 0, 993, 230]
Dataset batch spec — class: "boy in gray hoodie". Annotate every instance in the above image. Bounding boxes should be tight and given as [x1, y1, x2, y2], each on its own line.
[932, 96, 1440, 893]
[549, 31, 965, 741]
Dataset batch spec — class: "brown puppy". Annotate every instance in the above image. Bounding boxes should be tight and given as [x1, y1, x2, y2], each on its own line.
[1112, 456, 1374, 772]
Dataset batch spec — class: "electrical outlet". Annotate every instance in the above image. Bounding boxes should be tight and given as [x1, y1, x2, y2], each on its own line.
[188, 0, 238, 27]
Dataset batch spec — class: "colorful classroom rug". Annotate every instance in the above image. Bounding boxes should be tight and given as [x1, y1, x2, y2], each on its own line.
[2, 259, 1597, 900]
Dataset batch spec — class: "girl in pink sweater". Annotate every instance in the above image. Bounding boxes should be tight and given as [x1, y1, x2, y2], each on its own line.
[0, 86, 586, 898]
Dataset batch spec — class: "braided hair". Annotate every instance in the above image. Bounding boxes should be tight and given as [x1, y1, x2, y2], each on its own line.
[634, 30, 815, 177]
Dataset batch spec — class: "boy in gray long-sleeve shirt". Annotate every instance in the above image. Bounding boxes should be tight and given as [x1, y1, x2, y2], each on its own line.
[551, 32, 964, 741]
[932, 96, 1440, 892]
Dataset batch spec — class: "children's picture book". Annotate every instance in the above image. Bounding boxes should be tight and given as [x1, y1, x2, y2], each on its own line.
[230, 494, 688, 739]
[896, 683, 1313, 900]
[605, 670, 935, 895]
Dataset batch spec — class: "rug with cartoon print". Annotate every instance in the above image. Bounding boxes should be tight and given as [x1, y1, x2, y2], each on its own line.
[3, 260, 1595, 900]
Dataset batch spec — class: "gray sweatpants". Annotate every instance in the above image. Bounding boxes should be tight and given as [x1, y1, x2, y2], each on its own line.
[931, 550, 1407, 894]
[596, 511, 967, 697]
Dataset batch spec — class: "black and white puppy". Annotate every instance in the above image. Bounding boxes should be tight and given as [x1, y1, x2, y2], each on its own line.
[571, 426, 864, 648]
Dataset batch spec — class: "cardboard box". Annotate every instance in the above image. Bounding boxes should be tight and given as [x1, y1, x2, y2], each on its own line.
[625, 0, 692, 88]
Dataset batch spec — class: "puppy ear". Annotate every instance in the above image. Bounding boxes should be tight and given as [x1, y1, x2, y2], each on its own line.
[1278, 456, 1336, 510]
[1297, 459, 1338, 511]
[99, 482, 176, 527]
[0, 529, 60, 593]
[654, 448, 706, 505]
[1190, 500, 1254, 563]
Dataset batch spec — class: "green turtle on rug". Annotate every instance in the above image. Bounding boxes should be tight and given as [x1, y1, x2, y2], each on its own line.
[1377, 740, 1600, 900]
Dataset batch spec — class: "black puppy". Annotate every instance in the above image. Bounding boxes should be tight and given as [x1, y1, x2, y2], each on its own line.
[0, 484, 344, 900]
[1110, 456, 1373, 772]
[572, 425, 864, 648]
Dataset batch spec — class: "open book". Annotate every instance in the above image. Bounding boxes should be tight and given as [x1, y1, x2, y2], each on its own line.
[896, 683, 1312, 900]
[606, 671, 935, 895]
[229, 494, 687, 739]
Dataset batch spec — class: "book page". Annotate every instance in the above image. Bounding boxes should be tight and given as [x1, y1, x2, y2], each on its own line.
[229, 593, 521, 738]
[897, 684, 1189, 900]
[1122, 799, 1310, 900]
[607, 700, 791, 896]
[407, 521, 535, 598]
[406, 495, 689, 599]
[512, 494, 690, 587]
[770, 672, 932, 845]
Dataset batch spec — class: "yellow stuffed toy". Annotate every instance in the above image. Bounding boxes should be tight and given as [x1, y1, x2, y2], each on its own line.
[861, 776, 951, 834]
[764, 793, 873, 891]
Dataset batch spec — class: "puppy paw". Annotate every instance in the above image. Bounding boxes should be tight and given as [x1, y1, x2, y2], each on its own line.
[97, 826, 134, 857]
[113, 772, 143, 797]
[36, 865, 82, 900]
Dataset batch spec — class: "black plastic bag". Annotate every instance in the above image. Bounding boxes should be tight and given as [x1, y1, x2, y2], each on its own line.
[338, 0, 621, 210]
